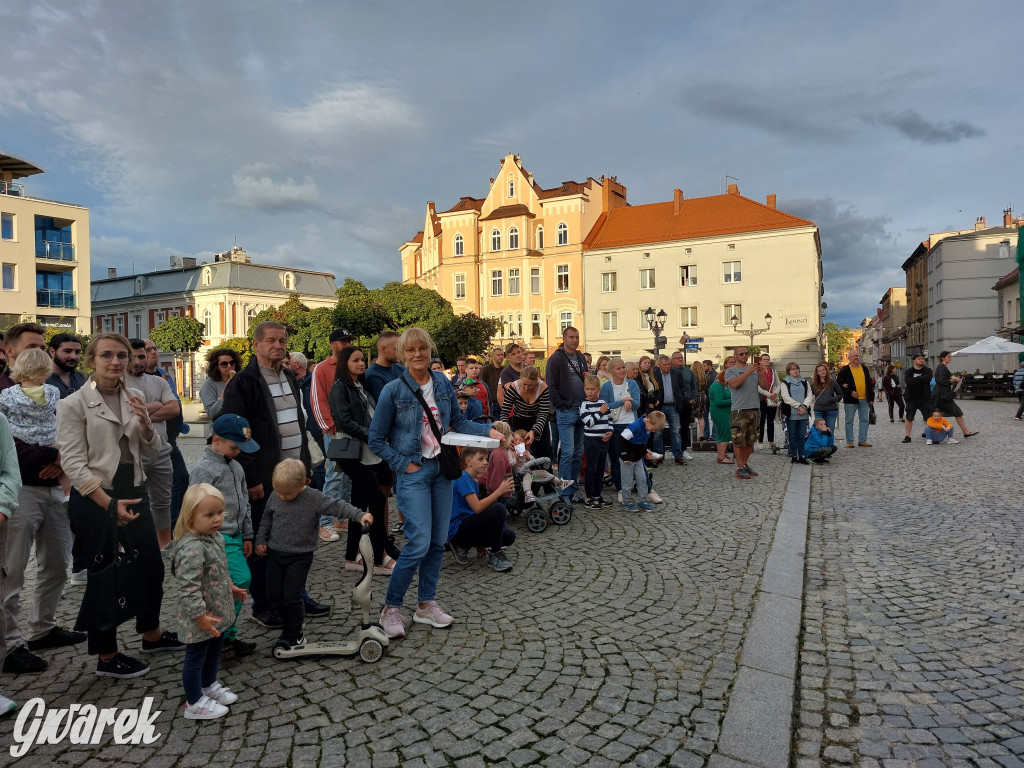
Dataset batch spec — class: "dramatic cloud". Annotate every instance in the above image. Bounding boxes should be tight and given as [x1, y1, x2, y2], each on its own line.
[866, 110, 985, 144]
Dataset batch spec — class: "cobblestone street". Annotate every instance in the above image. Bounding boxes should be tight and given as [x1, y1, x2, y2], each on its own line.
[798, 399, 1024, 767]
[1, 437, 792, 767]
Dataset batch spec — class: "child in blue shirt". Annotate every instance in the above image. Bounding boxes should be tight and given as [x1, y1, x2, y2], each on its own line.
[448, 447, 515, 572]
[579, 375, 613, 508]
[618, 411, 666, 511]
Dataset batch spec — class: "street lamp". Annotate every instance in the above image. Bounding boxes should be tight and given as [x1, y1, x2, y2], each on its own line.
[819, 301, 828, 360]
[644, 307, 668, 357]
[731, 312, 772, 349]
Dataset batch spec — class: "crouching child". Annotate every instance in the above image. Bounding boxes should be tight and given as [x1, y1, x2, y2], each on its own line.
[805, 418, 838, 463]
[618, 411, 666, 512]
[448, 447, 515, 572]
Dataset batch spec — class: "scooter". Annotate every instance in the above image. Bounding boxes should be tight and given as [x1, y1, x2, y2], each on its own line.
[272, 525, 389, 663]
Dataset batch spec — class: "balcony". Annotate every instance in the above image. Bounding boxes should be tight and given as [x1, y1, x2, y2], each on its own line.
[36, 240, 75, 261]
[0, 180, 25, 197]
[37, 289, 76, 309]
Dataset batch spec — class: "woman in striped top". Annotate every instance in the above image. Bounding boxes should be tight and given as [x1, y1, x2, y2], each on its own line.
[499, 365, 551, 459]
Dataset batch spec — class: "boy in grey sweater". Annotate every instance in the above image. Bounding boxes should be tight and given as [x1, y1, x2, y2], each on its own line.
[188, 414, 258, 658]
[255, 459, 371, 651]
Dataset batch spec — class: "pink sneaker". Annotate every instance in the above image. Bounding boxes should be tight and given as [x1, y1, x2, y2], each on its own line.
[413, 601, 454, 628]
[379, 607, 406, 638]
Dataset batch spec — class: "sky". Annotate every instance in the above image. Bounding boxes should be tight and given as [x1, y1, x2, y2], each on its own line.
[1, 0, 1018, 328]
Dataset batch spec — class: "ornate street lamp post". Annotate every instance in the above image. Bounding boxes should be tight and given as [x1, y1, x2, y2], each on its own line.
[643, 307, 668, 358]
[731, 312, 772, 348]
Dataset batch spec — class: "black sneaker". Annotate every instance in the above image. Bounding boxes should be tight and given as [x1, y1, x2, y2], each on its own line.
[27, 626, 87, 651]
[902, 436, 912, 443]
[2, 645, 47, 674]
[746, 464, 759, 477]
[224, 638, 257, 660]
[252, 610, 284, 629]
[95, 653, 149, 678]
[303, 599, 332, 619]
[141, 631, 185, 653]
[273, 636, 305, 653]
[390, 521, 404, 534]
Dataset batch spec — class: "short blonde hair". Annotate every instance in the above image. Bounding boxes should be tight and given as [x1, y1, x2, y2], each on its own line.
[512, 429, 530, 441]
[10, 347, 52, 384]
[174, 484, 226, 541]
[584, 374, 602, 389]
[272, 458, 307, 491]
[492, 420, 512, 448]
[396, 327, 435, 361]
[646, 410, 667, 430]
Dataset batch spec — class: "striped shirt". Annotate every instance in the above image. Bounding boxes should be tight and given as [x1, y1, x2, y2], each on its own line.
[579, 399, 612, 439]
[260, 364, 303, 459]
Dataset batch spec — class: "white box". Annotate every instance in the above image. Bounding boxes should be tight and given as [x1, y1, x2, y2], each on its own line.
[441, 433, 500, 449]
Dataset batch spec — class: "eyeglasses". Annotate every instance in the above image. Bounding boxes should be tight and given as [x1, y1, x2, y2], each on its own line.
[98, 352, 130, 362]
[218, 361, 235, 367]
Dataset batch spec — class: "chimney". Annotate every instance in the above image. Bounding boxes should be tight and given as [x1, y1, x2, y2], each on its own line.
[1004, 210, 1013, 227]
[975, 216, 987, 231]
[107, 268, 117, 279]
[727, 183, 739, 195]
[673, 188, 684, 214]
[766, 194, 777, 210]
[183, 257, 197, 268]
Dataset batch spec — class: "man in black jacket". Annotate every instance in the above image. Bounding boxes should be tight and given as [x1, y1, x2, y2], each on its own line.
[901, 353, 933, 443]
[545, 327, 588, 502]
[836, 349, 875, 448]
[222, 322, 326, 627]
[655, 355, 696, 464]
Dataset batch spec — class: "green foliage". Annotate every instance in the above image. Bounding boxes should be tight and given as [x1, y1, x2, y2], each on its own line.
[824, 322, 854, 369]
[374, 282, 453, 334]
[219, 337, 253, 367]
[747, 344, 762, 360]
[150, 316, 205, 355]
[433, 313, 501, 365]
[290, 307, 335, 363]
[246, 293, 310, 340]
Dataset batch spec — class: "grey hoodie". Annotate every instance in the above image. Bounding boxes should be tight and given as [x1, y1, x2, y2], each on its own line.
[256, 487, 364, 554]
[189, 447, 254, 540]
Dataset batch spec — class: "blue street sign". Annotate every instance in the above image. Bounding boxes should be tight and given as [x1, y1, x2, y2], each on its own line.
[686, 337, 704, 343]
[685, 344, 700, 351]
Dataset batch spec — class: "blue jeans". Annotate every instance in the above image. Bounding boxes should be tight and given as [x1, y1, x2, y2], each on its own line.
[662, 406, 682, 457]
[555, 409, 585, 499]
[925, 426, 951, 443]
[843, 400, 870, 444]
[814, 410, 838, 433]
[701, 402, 714, 441]
[182, 635, 226, 705]
[385, 459, 451, 608]
[787, 419, 808, 459]
[321, 435, 353, 526]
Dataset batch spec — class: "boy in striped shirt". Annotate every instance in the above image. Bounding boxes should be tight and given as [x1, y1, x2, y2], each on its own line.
[579, 374, 612, 508]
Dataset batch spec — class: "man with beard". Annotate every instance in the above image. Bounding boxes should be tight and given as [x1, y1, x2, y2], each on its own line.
[46, 334, 86, 398]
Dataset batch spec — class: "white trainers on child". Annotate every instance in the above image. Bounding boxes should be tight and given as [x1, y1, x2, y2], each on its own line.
[184, 695, 228, 720]
[202, 681, 238, 705]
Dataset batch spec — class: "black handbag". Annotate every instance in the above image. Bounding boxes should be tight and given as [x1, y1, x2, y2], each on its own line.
[326, 436, 361, 461]
[74, 498, 147, 634]
[402, 375, 463, 480]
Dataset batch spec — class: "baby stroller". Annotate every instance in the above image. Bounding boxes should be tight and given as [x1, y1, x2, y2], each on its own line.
[504, 457, 572, 533]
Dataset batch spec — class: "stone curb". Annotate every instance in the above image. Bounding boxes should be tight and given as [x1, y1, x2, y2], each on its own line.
[713, 464, 812, 767]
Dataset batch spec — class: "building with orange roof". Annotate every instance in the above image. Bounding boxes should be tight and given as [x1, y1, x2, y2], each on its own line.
[400, 153, 627, 356]
[583, 184, 824, 368]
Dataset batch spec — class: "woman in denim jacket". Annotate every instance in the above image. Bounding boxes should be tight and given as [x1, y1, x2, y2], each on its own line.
[369, 328, 504, 639]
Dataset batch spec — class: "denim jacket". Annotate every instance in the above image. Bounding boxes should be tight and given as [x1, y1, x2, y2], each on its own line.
[368, 370, 491, 473]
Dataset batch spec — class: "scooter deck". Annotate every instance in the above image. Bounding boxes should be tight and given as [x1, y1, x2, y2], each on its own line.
[275, 641, 361, 658]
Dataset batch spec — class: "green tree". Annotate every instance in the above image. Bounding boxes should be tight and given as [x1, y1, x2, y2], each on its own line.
[217, 336, 253, 367]
[150, 316, 205, 358]
[823, 322, 854, 369]
[433, 313, 501, 365]
[374, 281, 454, 334]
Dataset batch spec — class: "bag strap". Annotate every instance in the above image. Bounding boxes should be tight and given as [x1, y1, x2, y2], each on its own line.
[98, 497, 120, 562]
[401, 374, 446, 445]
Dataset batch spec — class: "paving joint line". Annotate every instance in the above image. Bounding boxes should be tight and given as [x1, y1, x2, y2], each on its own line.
[711, 462, 812, 768]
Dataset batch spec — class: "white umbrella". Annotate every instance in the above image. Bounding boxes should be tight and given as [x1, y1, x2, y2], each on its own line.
[951, 335, 1024, 355]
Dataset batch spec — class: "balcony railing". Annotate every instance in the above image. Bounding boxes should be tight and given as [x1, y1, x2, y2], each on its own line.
[0, 180, 24, 197]
[37, 290, 76, 309]
[36, 241, 76, 261]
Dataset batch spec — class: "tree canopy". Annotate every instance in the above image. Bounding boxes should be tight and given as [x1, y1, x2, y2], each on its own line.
[824, 322, 855, 369]
[150, 316, 205, 355]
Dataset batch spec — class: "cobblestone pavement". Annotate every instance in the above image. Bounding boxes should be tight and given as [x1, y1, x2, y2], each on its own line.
[1, 440, 794, 767]
[798, 399, 1024, 768]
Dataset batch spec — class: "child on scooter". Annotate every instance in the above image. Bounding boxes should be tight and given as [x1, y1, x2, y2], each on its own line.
[254, 459, 372, 654]
[169, 483, 248, 720]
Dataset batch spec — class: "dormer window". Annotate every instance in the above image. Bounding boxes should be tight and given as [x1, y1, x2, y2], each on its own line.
[283, 272, 295, 290]
[507, 175, 514, 198]
[134, 277, 144, 295]
[201, 266, 212, 286]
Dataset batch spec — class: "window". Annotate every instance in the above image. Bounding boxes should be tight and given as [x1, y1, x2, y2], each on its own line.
[602, 311, 618, 332]
[508, 268, 520, 295]
[454, 234, 464, 256]
[170, 309, 180, 318]
[679, 265, 697, 287]
[454, 273, 466, 300]
[685, 247, 692, 254]
[491, 229, 501, 252]
[154, 310, 166, 326]
[246, 307, 257, 330]
[133, 313, 143, 338]
[508, 227, 519, 250]
[536, 226, 544, 249]
[531, 268, 541, 294]
[556, 265, 569, 292]
[507, 175, 514, 198]
[724, 304, 742, 325]
[679, 306, 698, 328]
[601, 272, 617, 293]
[560, 312, 573, 332]
[202, 309, 212, 336]
[1, 213, 12, 240]
[2, 264, 13, 291]
[103, 317, 111, 332]
[517, 313, 523, 337]
[491, 270, 503, 296]
[728, 243, 736, 250]
[639, 268, 656, 290]
[557, 222, 568, 246]
[115, 315, 124, 335]
[723, 261, 742, 283]
[283, 272, 295, 290]
[532, 312, 541, 338]
[201, 267, 212, 286]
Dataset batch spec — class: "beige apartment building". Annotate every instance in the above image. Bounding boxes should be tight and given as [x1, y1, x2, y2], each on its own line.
[583, 185, 823, 368]
[400, 153, 627, 356]
[0, 152, 91, 333]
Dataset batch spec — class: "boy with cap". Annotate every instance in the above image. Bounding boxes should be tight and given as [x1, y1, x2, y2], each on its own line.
[188, 414, 260, 659]
[460, 379, 485, 420]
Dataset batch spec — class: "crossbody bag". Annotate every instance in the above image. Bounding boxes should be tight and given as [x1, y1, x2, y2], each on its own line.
[401, 375, 463, 480]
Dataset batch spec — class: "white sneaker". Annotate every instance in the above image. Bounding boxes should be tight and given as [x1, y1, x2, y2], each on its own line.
[0, 694, 16, 717]
[682, 450, 693, 460]
[70, 570, 88, 586]
[926, 439, 933, 445]
[617, 491, 623, 504]
[183, 695, 228, 720]
[646, 491, 663, 504]
[649, 452, 664, 462]
[202, 681, 238, 705]
[318, 527, 340, 543]
[947, 438, 959, 444]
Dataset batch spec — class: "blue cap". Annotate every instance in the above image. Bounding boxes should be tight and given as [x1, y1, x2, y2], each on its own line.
[211, 414, 260, 453]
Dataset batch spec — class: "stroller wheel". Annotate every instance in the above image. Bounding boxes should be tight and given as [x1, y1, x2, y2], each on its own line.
[549, 501, 572, 526]
[526, 508, 548, 533]
[359, 638, 384, 663]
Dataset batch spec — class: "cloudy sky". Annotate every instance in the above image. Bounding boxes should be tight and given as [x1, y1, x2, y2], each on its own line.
[2, 1, 1017, 327]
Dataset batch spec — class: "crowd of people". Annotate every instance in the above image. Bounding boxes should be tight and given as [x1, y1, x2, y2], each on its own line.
[0, 320, 995, 721]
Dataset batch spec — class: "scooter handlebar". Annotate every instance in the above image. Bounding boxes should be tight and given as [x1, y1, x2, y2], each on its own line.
[361, 523, 372, 535]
